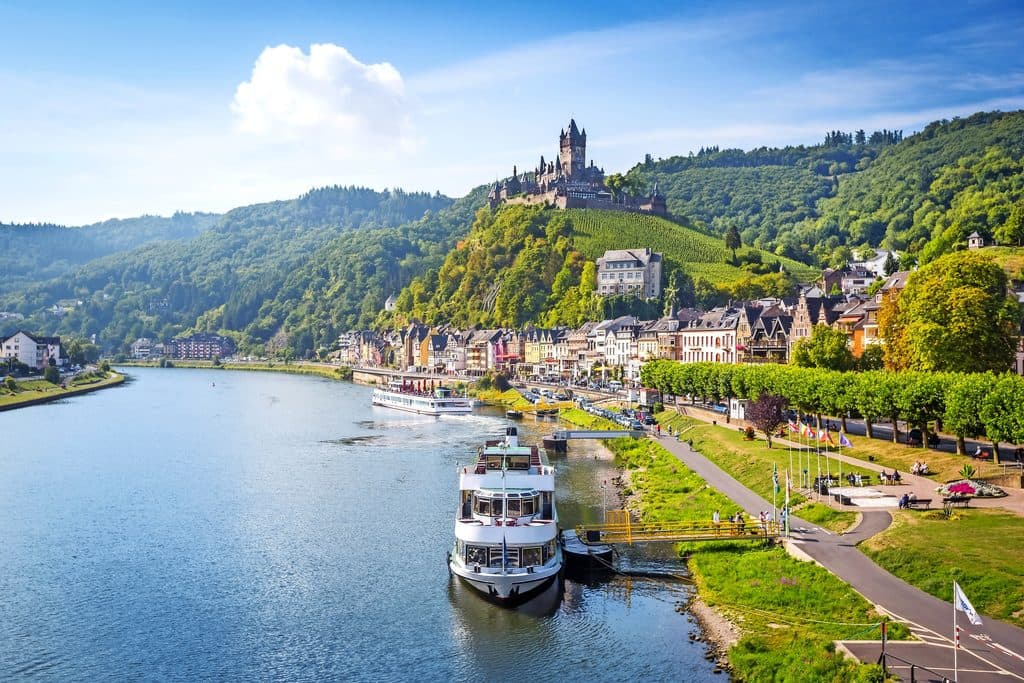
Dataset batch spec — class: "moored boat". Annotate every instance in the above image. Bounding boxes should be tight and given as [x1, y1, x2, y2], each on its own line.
[371, 378, 473, 416]
[505, 409, 523, 420]
[449, 427, 562, 606]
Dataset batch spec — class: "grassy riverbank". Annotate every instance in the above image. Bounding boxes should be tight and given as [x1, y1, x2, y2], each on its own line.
[118, 360, 353, 381]
[861, 509, 1024, 628]
[556, 410, 898, 681]
[0, 371, 124, 409]
[657, 413, 859, 533]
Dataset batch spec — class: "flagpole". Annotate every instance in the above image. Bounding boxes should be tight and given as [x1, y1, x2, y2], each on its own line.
[954, 584, 958, 682]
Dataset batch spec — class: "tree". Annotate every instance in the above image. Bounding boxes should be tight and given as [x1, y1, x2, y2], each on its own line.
[746, 393, 787, 448]
[43, 365, 60, 384]
[4, 375, 17, 391]
[979, 375, 1024, 462]
[995, 203, 1024, 246]
[857, 344, 884, 371]
[883, 251, 899, 276]
[662, 268, 696, 315]
[882, 251, 1021, 373]
[791, 324, 855, 371]
[724, 225, 742, 262]
[944, 373, 991, 455]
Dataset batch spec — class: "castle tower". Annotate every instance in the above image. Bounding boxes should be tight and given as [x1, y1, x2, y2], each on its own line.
[559, 119, 586, 179]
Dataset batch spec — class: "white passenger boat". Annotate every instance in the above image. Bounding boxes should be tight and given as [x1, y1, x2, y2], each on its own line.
[371, 379, 473, 415]
[449, 426, 562, 606]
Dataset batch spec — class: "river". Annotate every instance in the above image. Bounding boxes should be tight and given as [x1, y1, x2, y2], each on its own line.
[0, 367, 722, 681]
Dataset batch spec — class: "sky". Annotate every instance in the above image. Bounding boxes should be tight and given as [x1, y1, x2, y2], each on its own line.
[2, 0, 1023, 225]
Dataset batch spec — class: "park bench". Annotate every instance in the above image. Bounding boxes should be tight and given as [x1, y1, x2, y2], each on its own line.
[942, 496, 970, 508]
[906, 498, 932, 509]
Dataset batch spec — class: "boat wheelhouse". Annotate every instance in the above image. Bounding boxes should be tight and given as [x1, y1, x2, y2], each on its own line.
[371, 379, 473, 416]
[449, 427, 562, 606]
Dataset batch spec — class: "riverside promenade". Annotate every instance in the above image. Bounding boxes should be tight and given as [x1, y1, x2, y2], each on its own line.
[653, 432, 1024, 681]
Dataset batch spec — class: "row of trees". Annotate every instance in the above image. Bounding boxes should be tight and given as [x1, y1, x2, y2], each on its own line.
[640, 360, 1024, 460]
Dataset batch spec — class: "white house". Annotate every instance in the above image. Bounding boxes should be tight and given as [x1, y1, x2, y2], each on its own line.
[677, 308, 740, 364]
[1, 331, 62, 370]
[595, 248, 663, 298]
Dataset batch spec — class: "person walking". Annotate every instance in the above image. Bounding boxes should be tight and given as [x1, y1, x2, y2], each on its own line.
[712, 509, 721, 536]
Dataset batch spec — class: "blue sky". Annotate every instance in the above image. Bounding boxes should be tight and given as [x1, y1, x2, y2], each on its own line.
[2, 0, 1023, 224]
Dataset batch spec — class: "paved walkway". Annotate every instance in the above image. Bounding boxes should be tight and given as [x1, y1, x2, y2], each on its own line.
[652, 432, 1024, 679]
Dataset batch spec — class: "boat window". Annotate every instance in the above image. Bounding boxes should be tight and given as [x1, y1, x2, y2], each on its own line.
[476, 498, 491, 515]
[492, 498, 503, 515]
[485, 456, 503, 469]
[490, 547, 519, 567]
[466, 545, 487, 565]
[522, 497, 535, 515]
[506, 499, 521, 517]
[509, 455, 530, 470]
[521, 546, 542, 567]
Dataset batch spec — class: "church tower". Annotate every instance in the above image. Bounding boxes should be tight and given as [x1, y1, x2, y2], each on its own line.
[559, 119, 586, 179]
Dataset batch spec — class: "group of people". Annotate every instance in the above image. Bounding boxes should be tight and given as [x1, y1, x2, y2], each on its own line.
[910, 460, 931, 475]
[881, 469, 902, 484]
[897, 492, 918, 509]
[711, 509, 778, 535]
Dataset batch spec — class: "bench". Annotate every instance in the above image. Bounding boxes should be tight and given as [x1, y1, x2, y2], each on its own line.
[906, 498, 932, 509]
[943, 496, 970, 508]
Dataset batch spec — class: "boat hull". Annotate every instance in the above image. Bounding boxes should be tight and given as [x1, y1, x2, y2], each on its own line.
[449, 559, 562, 607]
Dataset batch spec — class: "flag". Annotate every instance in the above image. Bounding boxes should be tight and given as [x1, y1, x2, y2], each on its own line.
[954, 582, 983, 626]
[788, 420, 798, 432]
[772, 463, 780, 493]
[839, 431, 853, 448]
[819, 429, 829, 444]
[806, 427, 816, 440]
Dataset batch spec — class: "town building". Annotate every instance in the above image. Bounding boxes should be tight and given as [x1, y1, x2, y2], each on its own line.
[131, 337, 155, 359]
[0, 330, 62, 370]
[168, 333, 235, 360]
[596, 248, 663, 298]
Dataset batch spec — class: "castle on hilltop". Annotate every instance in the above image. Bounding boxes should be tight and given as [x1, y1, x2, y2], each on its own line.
[488, 119, 667, 216]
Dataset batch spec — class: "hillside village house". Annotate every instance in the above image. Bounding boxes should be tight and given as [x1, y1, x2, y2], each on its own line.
[1, 330, 62, 370]
[168, 333, 235, 360]
[596, 248, 663, 298]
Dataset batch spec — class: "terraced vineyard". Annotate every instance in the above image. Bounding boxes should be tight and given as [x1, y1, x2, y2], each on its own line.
[566, 209, 819, 283]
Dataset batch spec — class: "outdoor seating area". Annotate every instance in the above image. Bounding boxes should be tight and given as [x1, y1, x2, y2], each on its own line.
[942, 495, 971, 508]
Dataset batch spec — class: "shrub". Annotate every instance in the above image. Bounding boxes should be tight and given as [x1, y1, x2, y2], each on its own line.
[43, 366, 61, 384]
[4, 375, 16, 391]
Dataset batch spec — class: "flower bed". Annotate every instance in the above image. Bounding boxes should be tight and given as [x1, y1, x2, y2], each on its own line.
[935, 479, 1007, 498]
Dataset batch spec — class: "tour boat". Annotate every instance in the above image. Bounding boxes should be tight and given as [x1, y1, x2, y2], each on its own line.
[449, 426, 562, 606]
[371, 379, 473, 416]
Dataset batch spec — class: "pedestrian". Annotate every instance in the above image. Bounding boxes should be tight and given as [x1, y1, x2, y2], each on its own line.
[656, 423, 661, 437]
[712, 509, 720, 535]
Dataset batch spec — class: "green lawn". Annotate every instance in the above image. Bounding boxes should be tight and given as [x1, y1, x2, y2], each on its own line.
[834, 433, 1006, 483]
[861, 509, 1024, 628]
[658, 413, 862, 531]
[0, 372, 124, 408]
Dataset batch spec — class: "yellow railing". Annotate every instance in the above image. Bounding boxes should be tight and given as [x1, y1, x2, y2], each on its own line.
[577, 512, 780, 545]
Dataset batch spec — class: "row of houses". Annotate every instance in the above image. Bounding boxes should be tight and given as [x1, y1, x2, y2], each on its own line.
[337, 271, 929, 381]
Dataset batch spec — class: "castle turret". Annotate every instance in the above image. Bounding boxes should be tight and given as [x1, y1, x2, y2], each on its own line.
[559, 118, 586, 179]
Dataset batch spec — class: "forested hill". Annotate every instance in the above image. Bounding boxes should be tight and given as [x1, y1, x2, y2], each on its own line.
[0, 212, 220, 294]
[628, 110, 1024, 267]
[0, 186, 468, 354]
[385, 204, 818, 330]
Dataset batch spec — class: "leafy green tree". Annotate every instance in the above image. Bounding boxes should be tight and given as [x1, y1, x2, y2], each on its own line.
[3, 375, 15, 391]
[43, 366, 61, 384]
[979, 375, 1024, 462]
[883, 251, 899, 276]
[856, 344, 884, 371]
[882, 251, 1021, 373]
[791, 324, 855, 371]
[996, 203, 1024, 246]
[944, 373, 991, 454]
[724, 225, 742, 262]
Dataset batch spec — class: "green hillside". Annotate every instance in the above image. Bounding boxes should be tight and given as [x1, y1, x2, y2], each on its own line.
[629, 110, 1024, 267]
[388, 205, 819, 330]
[0, 212, 220, 295]
[566, 209, 818, 283]
[0, 186, 465, 355]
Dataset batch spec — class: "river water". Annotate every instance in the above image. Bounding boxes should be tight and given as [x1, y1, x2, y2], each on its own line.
[0, 368, 721, 681]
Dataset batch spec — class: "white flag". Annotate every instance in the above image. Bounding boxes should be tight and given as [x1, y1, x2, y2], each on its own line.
[954, 581, 983, 626]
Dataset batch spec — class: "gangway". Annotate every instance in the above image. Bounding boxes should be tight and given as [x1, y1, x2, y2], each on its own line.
[577, 510, 780, 545]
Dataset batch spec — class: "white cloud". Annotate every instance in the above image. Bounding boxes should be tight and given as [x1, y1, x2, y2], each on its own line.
[231, 43, 414, 158]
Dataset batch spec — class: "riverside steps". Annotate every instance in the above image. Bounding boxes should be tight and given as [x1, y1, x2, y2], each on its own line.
[577, 509, 780, 545]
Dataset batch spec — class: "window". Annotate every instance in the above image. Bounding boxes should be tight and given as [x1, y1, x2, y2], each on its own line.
[521, 546, 542, 566]
[507, 499, 521, 516]
[466, 545, 487, 565]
